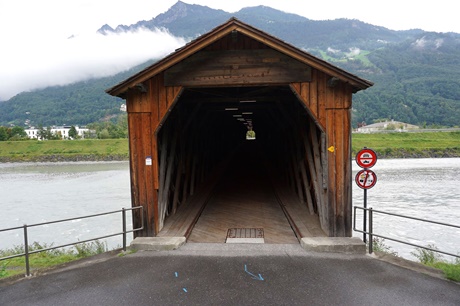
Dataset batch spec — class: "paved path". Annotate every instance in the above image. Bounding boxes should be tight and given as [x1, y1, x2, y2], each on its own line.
[1, 244, 459, 305]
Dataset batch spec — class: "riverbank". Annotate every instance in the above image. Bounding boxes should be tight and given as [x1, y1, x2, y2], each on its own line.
[0, 139, 129, 162]
[0, 131, 459, 162]
[352, 131, 460, 158]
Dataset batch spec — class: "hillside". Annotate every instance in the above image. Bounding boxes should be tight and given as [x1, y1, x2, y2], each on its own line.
[0, 61, 154, 127]
[0, 1, 459, 127]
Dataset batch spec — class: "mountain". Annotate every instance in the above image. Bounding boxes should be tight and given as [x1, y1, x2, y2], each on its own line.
[0, 62, 154, 127]
[1, 1, 459, 127]
[98, 1, 422, 49]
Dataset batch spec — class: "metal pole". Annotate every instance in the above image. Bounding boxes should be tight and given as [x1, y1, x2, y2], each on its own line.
[363, 188, 367, 243]
[122, 208, 127, 251]
[369, 208, 373, 254]
[23, 224, 30, 277]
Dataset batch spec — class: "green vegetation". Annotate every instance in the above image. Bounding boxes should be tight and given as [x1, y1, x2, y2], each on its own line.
[369, 239, 459, 282]
[0, 131, 459, 162]
[0, 60, 152, 127]
[0, 241, 108, 278]
[0, 126, 27, 141]
[411, 245, 460, 282]
[368, 237, 398, 256]
[0, 139, 129, 162]
[86, 114, 128, 139]
[352, 131, 460, 158]
[0, 6, 459, 128]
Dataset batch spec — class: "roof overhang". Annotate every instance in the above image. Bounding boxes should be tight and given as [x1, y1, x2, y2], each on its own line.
[106, 18, 373, 98]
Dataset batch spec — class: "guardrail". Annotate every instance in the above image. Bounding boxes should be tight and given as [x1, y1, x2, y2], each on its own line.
[0, 206, 143, 276]
[353, 206, 460, 259]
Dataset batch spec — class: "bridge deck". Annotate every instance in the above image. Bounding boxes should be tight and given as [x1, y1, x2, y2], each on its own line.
[158, 146, 326, 243]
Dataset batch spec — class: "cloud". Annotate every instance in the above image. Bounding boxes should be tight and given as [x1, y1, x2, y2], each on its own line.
[0, 28, 186, 101]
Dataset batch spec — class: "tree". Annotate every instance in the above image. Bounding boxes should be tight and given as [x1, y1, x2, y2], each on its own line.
[0, 127, 8, 141]
[8, 126, 27, 140]
[68, 126, 78, 139]
[37, 125, 46, 140]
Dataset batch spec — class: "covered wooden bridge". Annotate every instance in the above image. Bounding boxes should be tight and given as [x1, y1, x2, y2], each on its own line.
[107, 18, 372, 243]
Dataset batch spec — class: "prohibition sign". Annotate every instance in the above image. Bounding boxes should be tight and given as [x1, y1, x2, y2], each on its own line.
[355, 169, 377, 189]
[356, 148, 377, 168]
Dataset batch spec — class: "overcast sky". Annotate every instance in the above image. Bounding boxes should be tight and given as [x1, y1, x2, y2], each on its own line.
[0, 0, 457, 101]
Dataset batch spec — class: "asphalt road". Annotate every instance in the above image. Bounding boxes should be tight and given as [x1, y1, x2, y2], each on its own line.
[1, 244, 459, 305]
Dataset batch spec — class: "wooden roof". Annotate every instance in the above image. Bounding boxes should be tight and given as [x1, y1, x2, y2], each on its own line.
[106, 18, 373, 97]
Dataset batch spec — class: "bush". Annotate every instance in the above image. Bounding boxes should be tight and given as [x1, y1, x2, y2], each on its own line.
[0, 240, 108, 278]
[74, 241, 107, 258]
[411, 244, 460, 282]
[369, 237, 398, 256]
[411, 244, 441, 264]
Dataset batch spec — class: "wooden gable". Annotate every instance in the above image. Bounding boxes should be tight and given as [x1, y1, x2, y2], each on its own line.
[107, 18, 372, 98]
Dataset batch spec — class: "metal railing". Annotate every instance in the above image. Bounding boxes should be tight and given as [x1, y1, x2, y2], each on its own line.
[353, 206, 460, 259]
[0, 206, 143, 276]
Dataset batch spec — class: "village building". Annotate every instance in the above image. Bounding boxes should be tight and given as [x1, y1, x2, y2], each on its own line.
[25, 126, 90, 139]
[356, 120, 419, 133]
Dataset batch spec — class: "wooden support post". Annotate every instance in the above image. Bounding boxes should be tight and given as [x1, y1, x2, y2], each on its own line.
[190, 140, 198, 196]
[298, 128, 315, 214]
[304, 129, 324, 219]
[161, 129, 178, 219]
[310, 120, 330, 235]
[290, 137, 305, 204]
[171, 153, 183, 215]
[157, 131, 168, 231]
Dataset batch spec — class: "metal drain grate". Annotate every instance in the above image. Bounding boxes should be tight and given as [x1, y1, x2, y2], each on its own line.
[226, 228, 264, 243]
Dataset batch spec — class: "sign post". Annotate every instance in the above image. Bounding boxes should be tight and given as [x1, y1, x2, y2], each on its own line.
[355, 147, 377, 243]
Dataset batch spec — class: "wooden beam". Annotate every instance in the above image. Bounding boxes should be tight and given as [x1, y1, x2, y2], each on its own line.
[298, 128, 315, 215]
[165, 49, 311, 86]
[304, 126, 323, 221]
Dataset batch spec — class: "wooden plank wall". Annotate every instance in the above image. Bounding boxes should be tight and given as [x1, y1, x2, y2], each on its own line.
[291, 70, 353, 236]
[127, 112, 156, 236]
[126, 72, 182, 236]
[325, 80, 353, 237]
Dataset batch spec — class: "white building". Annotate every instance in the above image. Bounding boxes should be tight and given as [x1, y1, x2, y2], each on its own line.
[356, 120, 419, 133]
[25, 126, 90, 139]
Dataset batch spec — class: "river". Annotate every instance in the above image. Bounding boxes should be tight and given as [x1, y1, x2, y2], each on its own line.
[1, 159, 459, 261]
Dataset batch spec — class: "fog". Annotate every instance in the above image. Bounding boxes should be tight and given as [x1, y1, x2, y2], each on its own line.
[0, 28, 186, 101]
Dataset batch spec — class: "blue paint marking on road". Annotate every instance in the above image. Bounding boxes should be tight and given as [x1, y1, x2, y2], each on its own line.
[244, 264, 264, 281]
[183, 288, 188, 293]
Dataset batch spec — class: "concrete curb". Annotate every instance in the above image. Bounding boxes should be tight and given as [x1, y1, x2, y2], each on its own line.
[130, 237, 186, 251]
[370, 251, 448, 281]
[301, 237, 366, 254]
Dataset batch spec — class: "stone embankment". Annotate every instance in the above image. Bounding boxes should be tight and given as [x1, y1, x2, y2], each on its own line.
[0, 154, 129, 163]
[1, 149, 459, 163]
[373, 148, 460, 159]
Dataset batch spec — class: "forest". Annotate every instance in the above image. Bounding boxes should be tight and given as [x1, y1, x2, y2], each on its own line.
[0, 3, 458, 128]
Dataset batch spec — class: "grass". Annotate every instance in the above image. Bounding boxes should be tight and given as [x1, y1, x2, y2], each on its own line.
[0, 139, 129, 162]
[316, 49, 374, 67]
[0, 131, 459, 162]
[369, 239, 460, 282]
[368, 237, 398, 256]
[352, 131, 460, 157]
[0, 241, 108, 278]
[411, 245, 460, 282]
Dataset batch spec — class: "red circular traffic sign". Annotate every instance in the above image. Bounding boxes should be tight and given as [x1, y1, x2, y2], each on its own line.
[356, 148, 377, 168]
[355, 169, 377, 189]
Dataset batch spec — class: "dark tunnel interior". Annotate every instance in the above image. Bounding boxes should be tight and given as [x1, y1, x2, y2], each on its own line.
[156, 85, 322, 219]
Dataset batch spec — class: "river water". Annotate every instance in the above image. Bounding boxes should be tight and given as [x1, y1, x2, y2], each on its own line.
[1, 159, 459, 261]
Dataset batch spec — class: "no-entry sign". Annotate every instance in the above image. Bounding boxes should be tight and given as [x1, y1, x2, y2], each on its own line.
[355, 169, 377, 189]
[356, 148, 377, 169]
[355, 147, 378, 243]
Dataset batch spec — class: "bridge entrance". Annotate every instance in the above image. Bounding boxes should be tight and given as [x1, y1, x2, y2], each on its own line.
[106, 18, 372, 239]
[155, 86, 326, 243]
